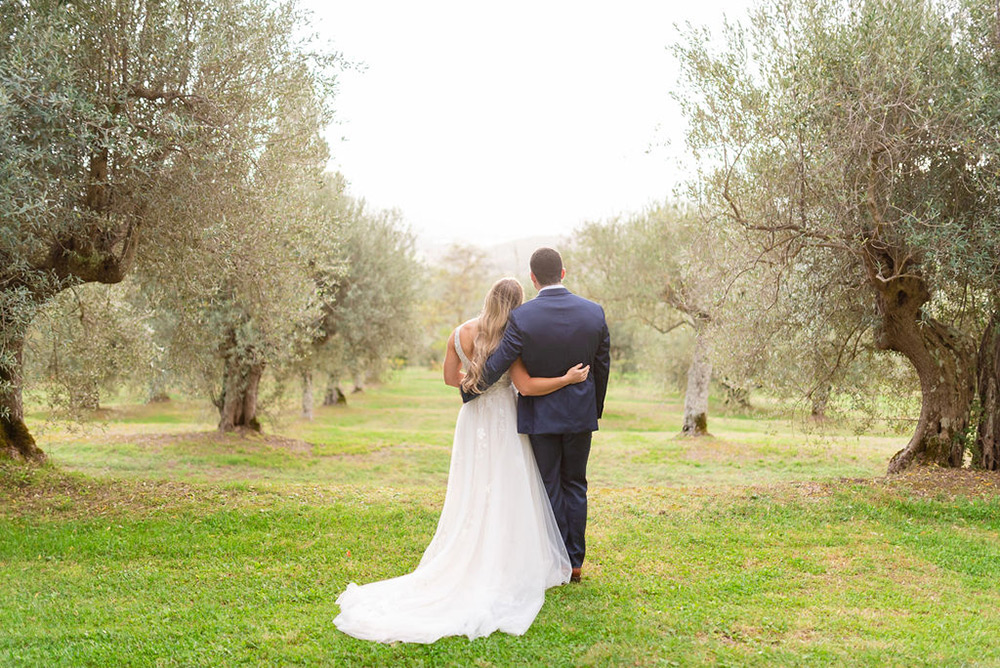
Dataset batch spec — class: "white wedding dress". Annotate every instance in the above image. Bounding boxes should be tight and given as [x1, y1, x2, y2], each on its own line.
[334, 325, 571, 643]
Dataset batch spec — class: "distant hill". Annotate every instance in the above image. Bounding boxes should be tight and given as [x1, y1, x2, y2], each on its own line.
[483, 235, 569, 277]
[416, 235, 569, 278]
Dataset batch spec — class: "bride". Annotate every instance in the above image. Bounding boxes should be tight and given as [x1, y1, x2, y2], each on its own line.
[334, 277, 588, 644]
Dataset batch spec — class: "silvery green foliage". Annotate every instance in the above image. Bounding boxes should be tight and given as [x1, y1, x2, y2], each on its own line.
[571, 203, 718, 334]
[1, 0, 338, 445]
[570, 202, 732, 433]
[673, 0, 1000, 431]
[138, 137, 336, 420]
[305, 176, 420, 390]
[25, 281, 157, 414]
[713, 245, 920, 424]
[1, 0, 338, 287]
[673, 0, 1000, 334]
[569, 203, 728, 376]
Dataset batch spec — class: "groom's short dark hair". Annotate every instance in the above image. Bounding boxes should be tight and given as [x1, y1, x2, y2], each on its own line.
[530, 248, 563, 286]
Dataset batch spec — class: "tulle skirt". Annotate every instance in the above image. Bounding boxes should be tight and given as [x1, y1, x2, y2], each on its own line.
[334, 383, 571, 643]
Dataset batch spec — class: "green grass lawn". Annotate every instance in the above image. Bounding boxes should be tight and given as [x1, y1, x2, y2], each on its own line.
[2, 369, 999, 666]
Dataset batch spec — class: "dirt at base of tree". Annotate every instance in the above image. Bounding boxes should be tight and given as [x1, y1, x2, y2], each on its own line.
[766, 469, 1000, 502]
[873, 467, 1000, 500]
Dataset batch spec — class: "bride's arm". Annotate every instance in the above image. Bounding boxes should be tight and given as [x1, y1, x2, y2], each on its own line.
[510, 358, 589, 396]
[443, 330, 464, 388]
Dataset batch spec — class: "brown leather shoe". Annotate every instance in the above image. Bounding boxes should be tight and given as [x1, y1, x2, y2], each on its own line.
[570, 567, 582, 583]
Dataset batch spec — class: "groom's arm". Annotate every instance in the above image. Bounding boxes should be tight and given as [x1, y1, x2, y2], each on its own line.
[593, 315, 611, 419]
[460, 317, 524, 403]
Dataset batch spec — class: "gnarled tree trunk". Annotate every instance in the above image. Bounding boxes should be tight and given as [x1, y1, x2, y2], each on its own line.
[976, 311, 1000, 470]
[217, 344, 263, 432]
[810, 384, 831, 422]
[871, 274, 977, 473]
[721, 380, 751, 410]
[0, 337, 45, 462]
[682, 331, 712, 436]
[323, 374, 347, 406]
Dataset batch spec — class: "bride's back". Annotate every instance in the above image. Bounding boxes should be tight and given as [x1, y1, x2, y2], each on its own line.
[456, 318, 479, 365]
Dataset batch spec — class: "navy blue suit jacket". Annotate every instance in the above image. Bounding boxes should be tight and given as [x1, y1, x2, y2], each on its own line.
[462, 286, 610, 434]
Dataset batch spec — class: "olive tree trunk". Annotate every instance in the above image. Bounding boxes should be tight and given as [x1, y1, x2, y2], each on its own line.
[682, 332, 712, 436]
[721, 380, 751, 410]
[976, 311, 1000, 470]
[871, 274, 977, 473]
[323, 374, 347, 406]
[302, 369, 314, 420]
[809, 348, 832, 421]
[810, 384, 831, 421]
[217, 349, 263, 432]
[0, 337, 45, 462]
[351, 371, 365, 394]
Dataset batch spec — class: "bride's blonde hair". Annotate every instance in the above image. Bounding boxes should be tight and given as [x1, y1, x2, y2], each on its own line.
[461, 277, 524, 394]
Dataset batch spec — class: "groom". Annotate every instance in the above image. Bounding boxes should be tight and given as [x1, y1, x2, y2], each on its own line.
[463, 247, 610, 582]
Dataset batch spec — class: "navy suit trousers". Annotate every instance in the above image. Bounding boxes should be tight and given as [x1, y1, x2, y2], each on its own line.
[529, 431, 592, 569]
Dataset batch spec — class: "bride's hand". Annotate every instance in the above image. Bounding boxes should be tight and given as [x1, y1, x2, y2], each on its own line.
[563, 363, 590, 385]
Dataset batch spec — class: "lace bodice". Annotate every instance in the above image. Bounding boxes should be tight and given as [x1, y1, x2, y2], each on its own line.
[454, 324, 511, 395]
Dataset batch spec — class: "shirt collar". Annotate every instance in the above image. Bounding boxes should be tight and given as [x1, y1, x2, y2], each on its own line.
[537, 284, 566, 293]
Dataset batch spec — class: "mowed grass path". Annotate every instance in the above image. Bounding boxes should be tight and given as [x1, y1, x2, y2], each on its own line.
[2, 369, 999, 666]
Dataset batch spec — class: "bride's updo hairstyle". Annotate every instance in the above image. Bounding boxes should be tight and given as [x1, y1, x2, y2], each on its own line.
[461, 277, 524, 394]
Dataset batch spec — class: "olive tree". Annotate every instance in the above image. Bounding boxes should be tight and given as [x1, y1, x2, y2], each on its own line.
[572, 203, 727, 436]
[0, 0, 336, 455]
[299, 176, 420, 417]
[675, 0, 1000, 472]
[140, 109, 335, 432]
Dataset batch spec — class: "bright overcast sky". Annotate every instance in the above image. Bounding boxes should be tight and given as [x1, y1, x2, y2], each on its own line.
[300, 1, 754, 246]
